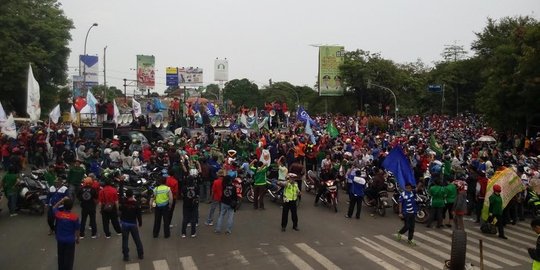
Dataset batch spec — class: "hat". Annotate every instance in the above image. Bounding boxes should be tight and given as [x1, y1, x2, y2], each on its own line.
[83, 177, 93, 186]
[113, 135, 119, 140]
[493, 184, 502, 193]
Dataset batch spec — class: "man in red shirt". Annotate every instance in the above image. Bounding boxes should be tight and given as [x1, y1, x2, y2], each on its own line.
[165, 169, 179, 226]
[205, 170, 224, 226]
[98, 179, 122, 238]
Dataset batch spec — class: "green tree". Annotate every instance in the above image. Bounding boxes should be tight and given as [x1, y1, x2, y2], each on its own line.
[223, 79, 260, 109]
[0, 0, 73, 116]
[201, 83, 220, 101]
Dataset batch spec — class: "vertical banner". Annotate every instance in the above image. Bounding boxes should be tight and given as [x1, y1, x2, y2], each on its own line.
[214, 59, 229, 81]
[72, 75, 84, 98]
[137, 55, 155, 90]
[318, 46, 345, 96]
[166, 67, 179, 87]
[179, 67, 204, 87]
[79, 55, 99, 89]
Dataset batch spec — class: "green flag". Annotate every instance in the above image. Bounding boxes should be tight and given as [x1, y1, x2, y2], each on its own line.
[430, 134, 443, 156]
[326, 121, 339, 139]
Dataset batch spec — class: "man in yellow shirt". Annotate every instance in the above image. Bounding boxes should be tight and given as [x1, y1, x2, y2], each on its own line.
[281, 173, 300, 232]
[151, 177, 173, 238]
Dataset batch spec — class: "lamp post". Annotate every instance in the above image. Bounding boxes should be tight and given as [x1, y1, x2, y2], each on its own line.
[367, 79, 398, 121]
[82, 23, 98, 93]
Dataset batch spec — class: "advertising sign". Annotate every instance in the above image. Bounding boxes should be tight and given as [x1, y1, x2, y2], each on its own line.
[214, 59, 229, 81]
[166, 67, 179, 87]
[137, 55, 155, 89]
[79, 55, 99, 88]
[179, 67, 203, 86]
[72, 75, 84, 98]
[318, 46, 345, 96]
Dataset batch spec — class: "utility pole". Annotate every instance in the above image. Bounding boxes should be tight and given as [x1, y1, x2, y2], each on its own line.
[103, 46, 107, 101]
[123, 78, 127, 102]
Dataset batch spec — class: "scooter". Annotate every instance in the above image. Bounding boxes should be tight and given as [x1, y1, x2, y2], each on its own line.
[364, 190, 390, 216]
[317, 179, 339, 212]
[17, 174, 47, 215]
[304, 170, 317, 193]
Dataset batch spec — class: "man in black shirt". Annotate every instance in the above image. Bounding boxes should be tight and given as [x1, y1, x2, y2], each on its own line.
[119, 189, 143, 261]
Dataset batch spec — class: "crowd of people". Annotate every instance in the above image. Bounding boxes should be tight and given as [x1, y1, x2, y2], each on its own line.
[2, 110, 540, 269]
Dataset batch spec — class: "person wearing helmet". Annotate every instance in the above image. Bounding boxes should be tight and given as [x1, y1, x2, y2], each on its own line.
[77, 178, 98, 239]
[488, 184, 507, 239]
[280, 173, 300, 232]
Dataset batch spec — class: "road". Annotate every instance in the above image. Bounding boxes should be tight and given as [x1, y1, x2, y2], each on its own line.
[0, 189, 535, 270]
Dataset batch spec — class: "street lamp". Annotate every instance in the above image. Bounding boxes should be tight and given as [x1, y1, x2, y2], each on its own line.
[82, 23, 98, 93]
[367, 79, 398, 121]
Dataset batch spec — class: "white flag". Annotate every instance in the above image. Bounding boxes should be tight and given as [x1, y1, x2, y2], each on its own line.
[86, 90, 98, 113]
[240, 113, 248, 128]
[132, 98, 142, 117]
[70, 105, 77, 122]
[67, 124, 75, 135]
[0, 101, 6, 127]
[49, 104, 61, 124]
[113, 100, 120, 125]
[27, 64, 41, 122]
[1, 114, 17, 139]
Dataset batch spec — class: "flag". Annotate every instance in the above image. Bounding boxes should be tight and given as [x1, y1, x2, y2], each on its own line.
[193, 98, 200, 112]
[67, 124, 75, 135]
[382, 146, 416, 189]
[70, 105, 77, 122]
[113, 100, 120, 126]
[481, 167, 525, 221]
[207, 103, 216, 117]
[296, 106, 317, 127]
[305, 120, 317, 145]
[132, 98, 142, 117]
[27, 64, 41, 122]
[49, 104, 61, 124]
[229, 121, 239, 131]
[86, 90, 98, 113]
[0, 101, 6, 127]
[1, 114, 17, 139]
[429, 134, 443, 157]
[240, 113, 248, 128]
[258, 116, 269, 130]
[326, 121, 339, 138]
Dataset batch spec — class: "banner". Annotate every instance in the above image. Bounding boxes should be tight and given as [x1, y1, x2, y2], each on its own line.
[481, 167, 526, 221]
[179, 67, 203, 86]
[1, 114, 17, 139]
[214, 59, 229, 81]
[49, 104, 61, 124]
[318, 46, 345, 96]
[166, 67, 179, 87]
[113, 100, 120, 126]
[132, 98, 142, 117]
[79, 55, 99, 89]
[137, 55, 155, 89]
[27, 64, 41, 122]
[86, 90, 98, 114]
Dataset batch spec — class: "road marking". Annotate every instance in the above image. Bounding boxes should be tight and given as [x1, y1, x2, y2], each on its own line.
[126, 263, 140, 270]
[256, 247, 278, 267]
[231, 250, 249, 265]
[459, 228, 530, 248]
[278, 245, 314, 270]
[295, 242, 342, 270]
[503, 227, 534, 240]
[179, 256, 198, 270]
[516, 222, 531, 230]
[415, 232, 501, 268]
[374, 235, 443, 269]
[506, 224, 534, 235]
[440, 229, 530, 262]
[96, 267, 111, 270]
[153, 260, 170, 270]
[352, 246, 400, 270]
[355, 237, 426, 270]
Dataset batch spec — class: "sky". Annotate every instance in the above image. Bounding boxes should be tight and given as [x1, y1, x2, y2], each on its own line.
[59, 0, 538, 94]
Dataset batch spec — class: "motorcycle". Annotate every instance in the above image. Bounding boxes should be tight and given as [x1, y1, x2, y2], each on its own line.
[392, 187, 430, 223]
[364, 190, 390, 216]
[304, 170, 317, 193]
[17, 174, 48, 215]
[266, 179, 284, 204]
[317, 179, 339, 212]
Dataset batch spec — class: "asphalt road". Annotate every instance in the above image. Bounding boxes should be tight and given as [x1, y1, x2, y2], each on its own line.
[0, 189, 536, 270]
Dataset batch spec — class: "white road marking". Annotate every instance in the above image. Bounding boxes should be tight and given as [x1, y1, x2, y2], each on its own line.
[295, 242, 342, 270]
[355, 237, 426, 270]
[459, 228, 531, 252]
[506, 224, 535, 235]
[231, 250, 250, 265]
[278, 245, 314, 270]
[352, 246, 400, 270]
[374, 235, 443, 269]
[179, 256, 198, 270]
[256, 247, 279, 266]
[96, 267, 111, 270]
[153, 260, 170, 270]
[125, 263, 140, 270]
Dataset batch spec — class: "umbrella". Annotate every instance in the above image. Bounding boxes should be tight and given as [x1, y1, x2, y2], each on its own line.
[477, 135, 496, 142]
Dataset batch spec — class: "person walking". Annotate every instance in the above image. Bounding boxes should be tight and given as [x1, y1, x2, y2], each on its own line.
[281, 173, 300, 231]
[181, 176, 200, 238]
[206, 170, 224, 226]
[488, 184, 507, 239]
[345, 170, 365, 219]
[2, 167, 19, 217]
[215, 176, 238, 234]
[151, 176, 173, 238]
[98, 179, 122, 238]
[426, 179, 446, 228]
[527, 218, 540, 270]
[251, 160, 269, 210]
[119, 189, 144, 261]
[53, 197, 80, 270]
[77, 178, 98, 239]
[396, 183, 419, 246]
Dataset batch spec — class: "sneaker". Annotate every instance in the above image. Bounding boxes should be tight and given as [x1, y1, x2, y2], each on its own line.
[10, 213, 17, 217]
[191, 234, 197, 238]
[106, 236, 111, 239]
[169, 224, 174, 228]
[196, 223, 199, 227]
[181, 234, 186, 238]
[187, 224, 191, 227]
[407, 240, 416, 246]
[214, 230, 221, 234]
[396, 233, 402, 241]
[292, 227, 299, 231]
[281, 227, 286, 232]
[344, 215, 351, 218]
[226, 230, 232, 234]
[499, 235, 508, 240]
[117, 233, 122, 236]
[91, 235, 97, 239]
[79, 236, 85, 239]
[205, 222, 214, 226]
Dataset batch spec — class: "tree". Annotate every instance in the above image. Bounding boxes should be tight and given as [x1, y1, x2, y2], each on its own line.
[441, 42, 468, 62]
[0, 0, 73, 117]
[201, 83, 220, 101]
[223, 79, 260, 109]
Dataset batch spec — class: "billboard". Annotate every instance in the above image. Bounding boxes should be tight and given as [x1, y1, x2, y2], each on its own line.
[136, 55, 155, 89]
[166, 67, 179, 87]
[318, 46, 345, 96]
[79, 55, 99, 88]
[179, 67, 203, 86]
[72, 75, 84, 98]
[214, 59, 229, 81]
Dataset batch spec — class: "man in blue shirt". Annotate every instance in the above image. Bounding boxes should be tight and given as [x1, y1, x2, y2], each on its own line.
[396, 183, 418, 246]
[53, 197, 80, 270]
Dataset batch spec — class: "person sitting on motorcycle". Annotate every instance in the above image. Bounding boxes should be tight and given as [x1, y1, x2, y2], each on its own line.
[365, 167, 386, 205]
[314, 163, 335, 206]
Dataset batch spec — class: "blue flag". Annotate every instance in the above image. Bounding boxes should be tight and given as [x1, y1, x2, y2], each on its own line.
[305, 120, 317, 144]
[152, 98, 167, 112]
[193, 98, 200, 112]
[86, 90, 98, 113]
[296, 106, 317, 127]
[229, 121, 239, 131]
[382, 146, 416, 189]
[207, 103, 216, 117]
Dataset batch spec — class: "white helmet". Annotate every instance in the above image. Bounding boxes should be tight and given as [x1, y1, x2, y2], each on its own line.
[103, 148, 112, 155]
[132, 151, 140, 157]
[113, 135, 119, 140]
[156, 147, 164, 154]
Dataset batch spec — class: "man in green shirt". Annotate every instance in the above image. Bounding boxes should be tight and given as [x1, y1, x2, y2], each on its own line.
[44, 165, 58, 186]
[2, 167, 20, 216]
[488, 184, 507, 239]
[250, 160, 269, 210]
[444, 182, 457, 227]
[67, 160, 86, 200]
[426, 179, 447, 228]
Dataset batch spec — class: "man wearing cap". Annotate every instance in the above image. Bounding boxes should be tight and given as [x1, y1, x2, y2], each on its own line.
[77, 178, 98, 239]
[151, 176, 173, 238]
[488, 184, 507, 239]
[281, 173, 300, 231]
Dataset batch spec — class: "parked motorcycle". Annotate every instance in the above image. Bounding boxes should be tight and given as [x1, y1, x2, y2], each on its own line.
[364, 190, 390, 216]
[17, 174, 47, 215]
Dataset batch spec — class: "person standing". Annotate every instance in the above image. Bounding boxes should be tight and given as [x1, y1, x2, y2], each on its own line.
[53, 197, 80, 270]
[181, 176, 200, 238]
[251, 161, 269, 210]
[426, 180, 446, 228]
[67, 160, 85, 200]
[527, 218, 540, 270]
[215, 176, 238, 234]
[396, 183, 418, 246]
[151, 177, 173, 238]
[488, 184, 507, 239]
[444, 181, 457, 228]
[119, 189, 144, 261]
[165, 169, 179, 227]
[475, 170, 489, 223]
[205, 170, 224, 226]
[345, 170, 365, 219]
[98, 179, 122, 238]
[453, 181, 468, 230]
[281, 173, 300, 231]
[47, 181, 68, 235]
[77, 178, 98, 239]
[2, 167, 19, 217]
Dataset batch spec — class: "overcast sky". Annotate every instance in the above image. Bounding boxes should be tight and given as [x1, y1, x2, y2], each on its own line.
[59, 0, 538, 93]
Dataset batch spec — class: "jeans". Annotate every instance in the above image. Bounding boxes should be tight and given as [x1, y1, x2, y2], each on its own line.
[7, 193, 17, 214]
[347, 195, 363, 218]
[399, 213, 416, 241]
[199, 181, 211, 202]
[153, 206, 170, 238]
[253, 185, 267, 209]
[80, 207, 97, 237]
[216, 203, 234, 233]
[281, 200, 298, 229]
[167, 199, 176, 225]
[101, 210, 121, 237]
[121, 222, 143, 259]
[207, 200, 221, 223]
[57, 241, 75, 270]
[181, 206, 197, 235]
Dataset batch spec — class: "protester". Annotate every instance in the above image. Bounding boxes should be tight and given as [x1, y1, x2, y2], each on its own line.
[281, 173, 300, 231]
[98, 179, 122, 238]
[528, 218, 540, 269]
[77, 177, 98, 239]
[53, 197, 80, 270]
[119, 189, 144, 261]
[346, 170, 365, 219]
[488, 184, 507, 239]
[251, 160, 269, 210]
[181, 176, 200, 238]
[215, 176, 237, 234]
[151, 176, 173, 238]
[2, 167, 19, 217]
[396, 183, 418, 246]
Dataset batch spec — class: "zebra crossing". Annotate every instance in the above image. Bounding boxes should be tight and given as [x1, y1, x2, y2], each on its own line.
[95, 222, 535, 270]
